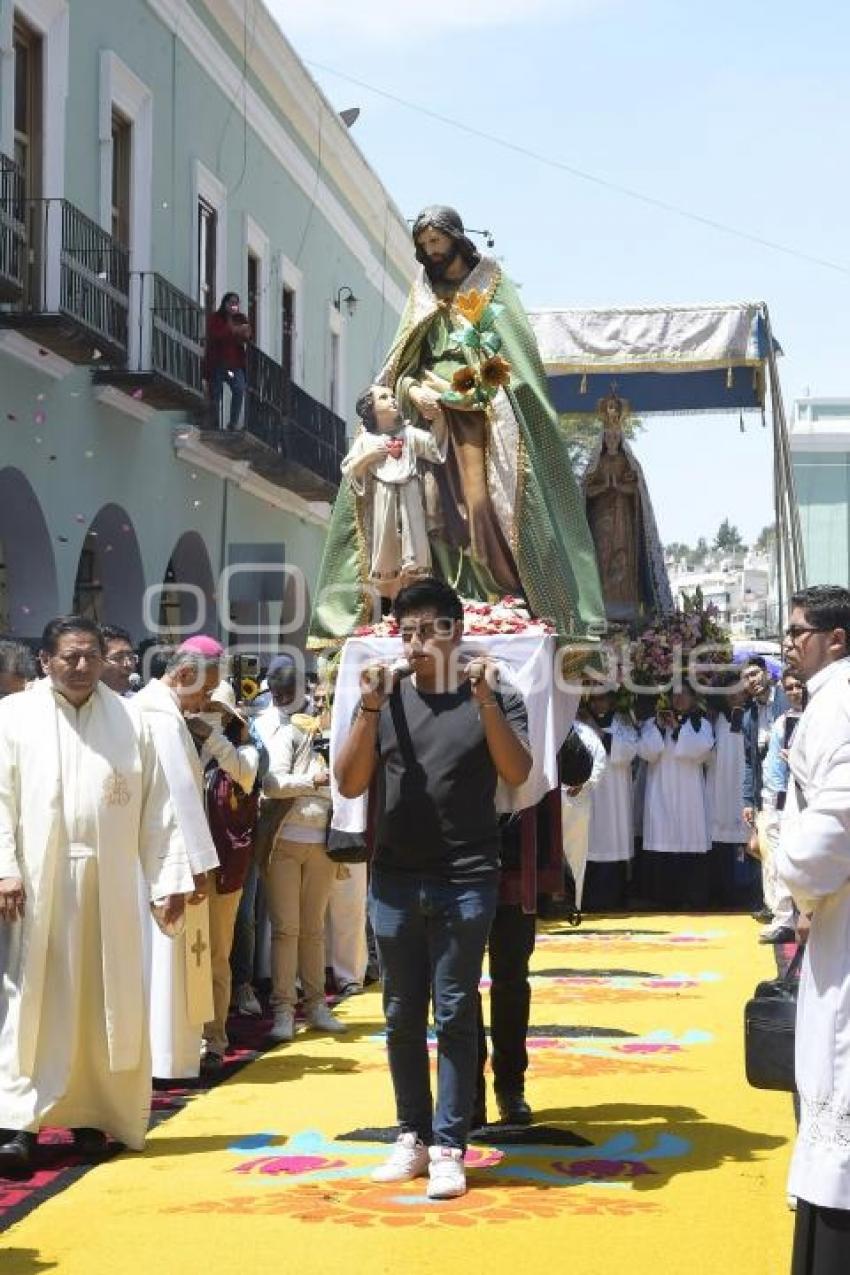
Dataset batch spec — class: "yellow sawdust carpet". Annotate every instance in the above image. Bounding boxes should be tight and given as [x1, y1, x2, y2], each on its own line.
[2, 915, 794, 1274]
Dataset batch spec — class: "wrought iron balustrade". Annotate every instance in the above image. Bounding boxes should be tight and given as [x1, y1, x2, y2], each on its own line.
[149, 273, 204, 399]
[0, 152, 25, 300]
[0, 197, 130, 361]
[244, 345, 346, 491]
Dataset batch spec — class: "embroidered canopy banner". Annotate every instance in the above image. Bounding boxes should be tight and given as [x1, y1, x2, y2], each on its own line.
[528, 302, 776, 415]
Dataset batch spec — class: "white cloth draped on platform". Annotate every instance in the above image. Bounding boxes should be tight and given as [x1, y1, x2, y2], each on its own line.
[0, 681, 193, 1148]
[134, 678, 218, 1079]
[329, 634, 577, 834]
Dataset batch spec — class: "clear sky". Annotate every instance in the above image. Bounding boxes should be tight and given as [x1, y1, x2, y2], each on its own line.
[268, 0, 850, 548]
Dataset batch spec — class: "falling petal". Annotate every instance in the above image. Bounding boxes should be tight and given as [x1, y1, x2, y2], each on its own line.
[34, 436, 43, 444]
[21, 605, 30, 615]
[84, 450, 94, 459]
[36, 393, 46, 402]
[75, 514, 86, 523]
[161, 201, 169, 209]
[92, 349, 102, 361]
[121, 523, 131, 533]
[191, 471, 197, 479]
[105, 544, 113, 553]
[34, 411, 46, 425]
[6, 413, 15, 421]
[192, 500, 201, 508]
[131, 388, 144, 400]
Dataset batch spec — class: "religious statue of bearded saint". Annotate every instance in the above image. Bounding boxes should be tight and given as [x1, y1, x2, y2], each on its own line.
[309, 206, 605, 644]
[582, 391, 673, 625]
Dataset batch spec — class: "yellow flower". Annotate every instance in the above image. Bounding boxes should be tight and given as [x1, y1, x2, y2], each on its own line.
[452, 366, 478, 394]
[481, 354, 512, 389]
[240, 676, 260, 701]
[455, 289, 489, 326]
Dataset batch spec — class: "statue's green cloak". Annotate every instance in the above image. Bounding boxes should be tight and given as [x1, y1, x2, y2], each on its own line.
[309, 256, 604, 645]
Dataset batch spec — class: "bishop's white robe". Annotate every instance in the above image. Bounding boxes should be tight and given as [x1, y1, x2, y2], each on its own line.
[0, 680, 193, 1149]
[587, 715, 639, 864]
[638, 717, 714, 853]
[774, 657, 850, 1211]
[134, 678, 218, 1080]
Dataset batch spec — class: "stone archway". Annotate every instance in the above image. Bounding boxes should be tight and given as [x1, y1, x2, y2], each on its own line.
[73, 504, 146, 641]
[0, 467, 59, 638]
[159, 530, 216, 641]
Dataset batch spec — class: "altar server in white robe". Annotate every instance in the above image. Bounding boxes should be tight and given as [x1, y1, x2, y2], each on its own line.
[0, 617, 194, 1177]
[704, 683, 749, 910]
[637, 687, 714, 911]
[581, 693, 639, 911]
[561, 720, 606, 910]
[134, 640, 222, 1080]
[773, 586, 850, 1274]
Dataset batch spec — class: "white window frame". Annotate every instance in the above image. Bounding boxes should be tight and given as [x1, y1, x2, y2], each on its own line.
[278, 251, 303, 386]
[327, 302, 345, 417]
[1, 0, 68, 310]
[243, 212, 269, 355]
[191, 158, 227, 309]
[98, 50, 152, 367]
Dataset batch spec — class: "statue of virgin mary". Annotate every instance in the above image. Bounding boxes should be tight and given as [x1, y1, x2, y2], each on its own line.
[582, 391, 673, 624]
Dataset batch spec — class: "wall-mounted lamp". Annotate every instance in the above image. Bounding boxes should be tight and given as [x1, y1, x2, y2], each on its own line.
[334, 286, 358, 318]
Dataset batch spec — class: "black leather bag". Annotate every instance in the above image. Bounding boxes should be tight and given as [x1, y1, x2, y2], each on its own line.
[744, 945, 804, 1092]
[326, 827, 370, 864]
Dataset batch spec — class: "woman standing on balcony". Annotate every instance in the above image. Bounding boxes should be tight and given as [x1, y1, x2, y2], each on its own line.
[205, 292, 251, 430]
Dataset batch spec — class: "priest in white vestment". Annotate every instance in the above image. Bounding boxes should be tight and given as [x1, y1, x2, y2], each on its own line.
[637, 689, 714, 911]
[773, 587, 850, 1274]
[0, 618, 194, 1175]
[134, 641, 221, 1080]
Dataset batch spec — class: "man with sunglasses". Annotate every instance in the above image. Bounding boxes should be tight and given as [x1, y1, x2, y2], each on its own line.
[774, 585, 850, 1272]
[335, 577, 531, 1200]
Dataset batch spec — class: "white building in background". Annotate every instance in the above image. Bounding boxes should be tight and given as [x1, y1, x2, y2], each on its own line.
[666, 551, 777, 638]
[790, 397, 850, 589]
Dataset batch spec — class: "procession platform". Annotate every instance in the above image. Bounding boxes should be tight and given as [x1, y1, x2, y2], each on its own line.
[1, 915, 794, 1274]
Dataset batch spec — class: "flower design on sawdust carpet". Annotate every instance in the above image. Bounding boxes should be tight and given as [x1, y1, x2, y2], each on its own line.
[167, 1129, 691, 1227]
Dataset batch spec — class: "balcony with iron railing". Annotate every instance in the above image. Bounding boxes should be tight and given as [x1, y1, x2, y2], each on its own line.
[0, 196, 130, 363]
[0, 153, 25, 302]
[92, 272, 206, 411]
[198, 344, 347, 500]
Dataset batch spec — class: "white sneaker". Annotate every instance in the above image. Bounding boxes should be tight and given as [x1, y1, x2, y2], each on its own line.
[269, 1009, 295, 1042]
[306, 1003, 347, 1034]
[234, 984, 262, 1017]
[427, 1146, 466, 1199]
[371, 1133, 430, 1183]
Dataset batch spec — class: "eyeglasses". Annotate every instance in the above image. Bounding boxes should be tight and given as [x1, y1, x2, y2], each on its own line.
[400, 619, 456, 641]
[784, 625, 828, 641]
[106, 651, 139, 666]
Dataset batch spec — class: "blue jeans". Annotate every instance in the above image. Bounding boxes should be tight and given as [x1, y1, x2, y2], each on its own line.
[230, 862, 259, 988]
[369, 870, 498, 1150]
[210, 366, 246, 428]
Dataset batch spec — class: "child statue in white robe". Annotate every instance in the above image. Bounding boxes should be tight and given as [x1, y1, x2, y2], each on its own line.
[341, 384, 447, 598]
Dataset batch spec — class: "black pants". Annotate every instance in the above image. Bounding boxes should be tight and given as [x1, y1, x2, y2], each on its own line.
[476, 904, 537, 1097]
[707, 841, 738, 910]
[583, 861, 629, 912]
[640, 851, 709, 911]
[792, 1199, 850, 1273]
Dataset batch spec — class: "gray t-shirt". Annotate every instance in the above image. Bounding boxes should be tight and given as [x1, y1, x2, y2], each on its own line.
[372, 675, 530, 883]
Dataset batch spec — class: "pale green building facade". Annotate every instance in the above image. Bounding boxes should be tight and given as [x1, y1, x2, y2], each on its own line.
[790, 397, 850, 589]
[0, 0, 413, 656]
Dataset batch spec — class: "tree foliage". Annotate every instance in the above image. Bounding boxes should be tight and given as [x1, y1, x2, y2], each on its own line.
[557, 411, 646, 474]
[713, 519, 745, 554]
